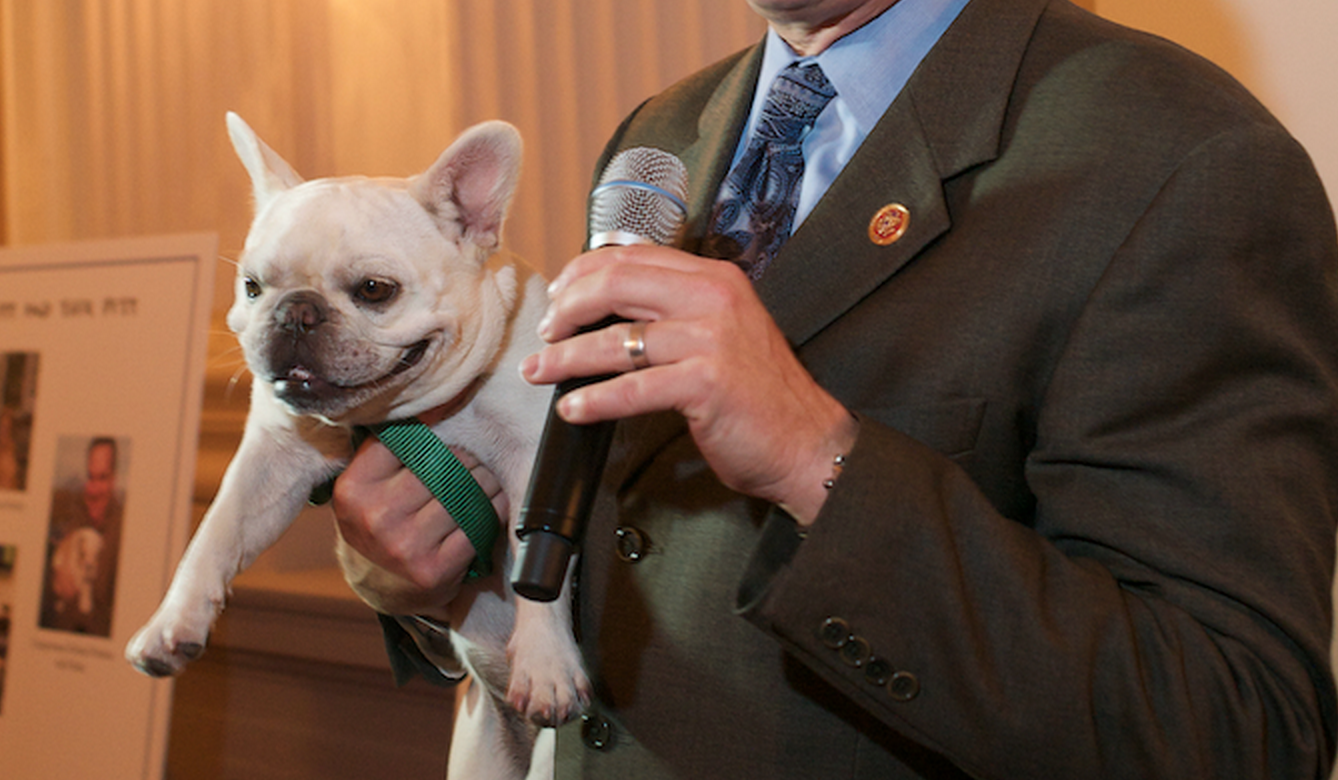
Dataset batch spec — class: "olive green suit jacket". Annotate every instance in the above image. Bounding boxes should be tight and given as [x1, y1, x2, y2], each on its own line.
[554, 0, 1338, 777]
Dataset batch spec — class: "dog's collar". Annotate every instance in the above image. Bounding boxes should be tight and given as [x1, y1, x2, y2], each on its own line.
[415, 377, 483, 427]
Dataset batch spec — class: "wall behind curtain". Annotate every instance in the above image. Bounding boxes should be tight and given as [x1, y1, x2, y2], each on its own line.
[0, 0, 767, 315]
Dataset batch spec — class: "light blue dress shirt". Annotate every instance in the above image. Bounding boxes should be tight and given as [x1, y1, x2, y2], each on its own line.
[730, 0, 971, 229]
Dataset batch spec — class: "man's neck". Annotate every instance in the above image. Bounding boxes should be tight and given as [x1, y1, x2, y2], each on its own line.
[84, 497, 110, 527]
[765, 0, 900, 56]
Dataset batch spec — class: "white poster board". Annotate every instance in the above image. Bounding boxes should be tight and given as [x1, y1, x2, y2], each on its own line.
[0, 233, 216, 779]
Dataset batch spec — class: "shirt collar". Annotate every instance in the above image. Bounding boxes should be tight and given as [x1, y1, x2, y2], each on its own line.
[753, 0, 971, 138]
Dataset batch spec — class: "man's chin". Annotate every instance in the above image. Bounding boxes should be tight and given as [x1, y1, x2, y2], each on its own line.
[83, 497, 112, 521]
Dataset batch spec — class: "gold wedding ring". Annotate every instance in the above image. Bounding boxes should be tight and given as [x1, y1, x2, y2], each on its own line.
[624, 320, 651, 370]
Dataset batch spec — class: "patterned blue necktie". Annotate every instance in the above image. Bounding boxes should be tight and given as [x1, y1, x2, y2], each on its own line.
[706, 61, 837, 279]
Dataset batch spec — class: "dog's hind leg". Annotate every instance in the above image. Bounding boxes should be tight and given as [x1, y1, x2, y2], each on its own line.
[525, 728, 556, 780]
[448, 677, 548, 780]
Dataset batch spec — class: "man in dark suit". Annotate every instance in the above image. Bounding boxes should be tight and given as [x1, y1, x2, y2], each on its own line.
[337, 0, 1338, 776]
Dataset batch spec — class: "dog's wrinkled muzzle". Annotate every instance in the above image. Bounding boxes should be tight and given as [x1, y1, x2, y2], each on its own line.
[266, 290, 339, 408]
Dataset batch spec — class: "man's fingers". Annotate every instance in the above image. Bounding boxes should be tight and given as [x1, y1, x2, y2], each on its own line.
[541, 250, 745, 343]
[342, 436, 406, 482]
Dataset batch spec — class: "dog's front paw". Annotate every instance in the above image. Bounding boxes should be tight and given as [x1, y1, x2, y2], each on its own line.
[506, 617, 591, 727]
[125, 611, 209, 677]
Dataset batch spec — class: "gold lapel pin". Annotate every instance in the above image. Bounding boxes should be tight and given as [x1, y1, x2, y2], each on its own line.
[868, 203, 910, 246]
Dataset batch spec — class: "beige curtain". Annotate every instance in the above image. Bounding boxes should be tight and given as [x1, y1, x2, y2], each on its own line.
[0, 0, 1104, 301]
[0, 0, 765, 301]
[0, 0, 764, 497]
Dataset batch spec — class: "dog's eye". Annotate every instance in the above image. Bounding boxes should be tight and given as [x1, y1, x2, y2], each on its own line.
[355, 278, 398, 305]
[244, 277, 262, 299]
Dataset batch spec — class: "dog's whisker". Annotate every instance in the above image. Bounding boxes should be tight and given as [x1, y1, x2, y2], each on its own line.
[225, 365, 252, 401]
[207, 351, 248, 375]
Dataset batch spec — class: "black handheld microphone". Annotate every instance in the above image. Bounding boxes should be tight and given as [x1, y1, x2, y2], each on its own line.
[511, 147, 689, 602]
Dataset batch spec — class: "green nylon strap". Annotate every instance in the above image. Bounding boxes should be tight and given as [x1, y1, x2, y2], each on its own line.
[367, 419, 499, 581]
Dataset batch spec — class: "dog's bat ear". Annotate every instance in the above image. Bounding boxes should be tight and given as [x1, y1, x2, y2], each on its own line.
[226, 112, 305, 212]
[411, 121, 523, 255]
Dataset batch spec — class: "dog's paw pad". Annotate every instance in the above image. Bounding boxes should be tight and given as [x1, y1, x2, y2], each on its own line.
[125, 618, 211, 677]
[530, 707, 560, 728]
[506, 663, 592, 726]
[135, 658, 177, 678]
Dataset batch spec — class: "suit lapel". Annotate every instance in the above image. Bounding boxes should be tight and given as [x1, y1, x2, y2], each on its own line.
[678, 47, 762, 255]
[755, 103, 950, 346]
[757, 0, 1048, 348]
[606, 0, 1051, 485]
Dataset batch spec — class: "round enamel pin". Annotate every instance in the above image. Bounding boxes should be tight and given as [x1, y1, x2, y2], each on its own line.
[868, 203, 910, 246]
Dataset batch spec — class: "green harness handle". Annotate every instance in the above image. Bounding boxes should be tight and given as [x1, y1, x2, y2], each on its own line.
[310, 419, 500, 581]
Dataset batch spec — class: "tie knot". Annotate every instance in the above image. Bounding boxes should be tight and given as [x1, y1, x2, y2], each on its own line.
[755, 62, 837, 145]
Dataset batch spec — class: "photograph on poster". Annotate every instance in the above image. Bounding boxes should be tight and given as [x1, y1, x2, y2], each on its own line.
[0, 353, 39, 492]
[37, 436, 129, 638]
[0, 545, 15, 716]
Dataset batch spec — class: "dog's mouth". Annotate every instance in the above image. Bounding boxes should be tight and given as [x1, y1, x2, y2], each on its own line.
[386, 339, 431, 378]
[273, 338, 432, 408]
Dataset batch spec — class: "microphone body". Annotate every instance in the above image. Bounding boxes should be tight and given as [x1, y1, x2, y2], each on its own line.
[511, 148, 688, 602]
[509, 376, 620, 601]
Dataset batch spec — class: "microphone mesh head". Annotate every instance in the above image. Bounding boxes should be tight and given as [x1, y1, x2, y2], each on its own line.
[589, 147, 689, 248]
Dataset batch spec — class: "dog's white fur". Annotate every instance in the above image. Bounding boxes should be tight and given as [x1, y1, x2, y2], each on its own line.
[126, 113, 588, 779]
[52, 526, 104, 616]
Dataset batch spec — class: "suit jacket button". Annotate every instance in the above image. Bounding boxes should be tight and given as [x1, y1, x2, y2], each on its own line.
[581, 714, 613, 750]
[888, 671, 920, 702]
[614, 526, 648, 562]
[840, 635, 872, 668]
[864, 657, 892, 687]
[819, 616, 852, 649]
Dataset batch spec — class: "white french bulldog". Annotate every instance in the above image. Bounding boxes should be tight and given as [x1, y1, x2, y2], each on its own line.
[125, 113, 588, 779]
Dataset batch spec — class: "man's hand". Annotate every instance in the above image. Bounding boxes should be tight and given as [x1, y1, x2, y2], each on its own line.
[521, 245, 857, 524]
[333, 416, 508, 611]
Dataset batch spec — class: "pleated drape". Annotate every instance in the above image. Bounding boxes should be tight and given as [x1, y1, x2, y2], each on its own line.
[0, 0, 765, 500]
[0, 0, 765, 299]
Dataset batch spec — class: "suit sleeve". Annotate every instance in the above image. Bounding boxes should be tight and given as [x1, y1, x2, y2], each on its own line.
[736, 123, 1338, 778]
[377, 613, 466, 688]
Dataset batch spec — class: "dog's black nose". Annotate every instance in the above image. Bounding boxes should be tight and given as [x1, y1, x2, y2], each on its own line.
[276, 291, 328, 335]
